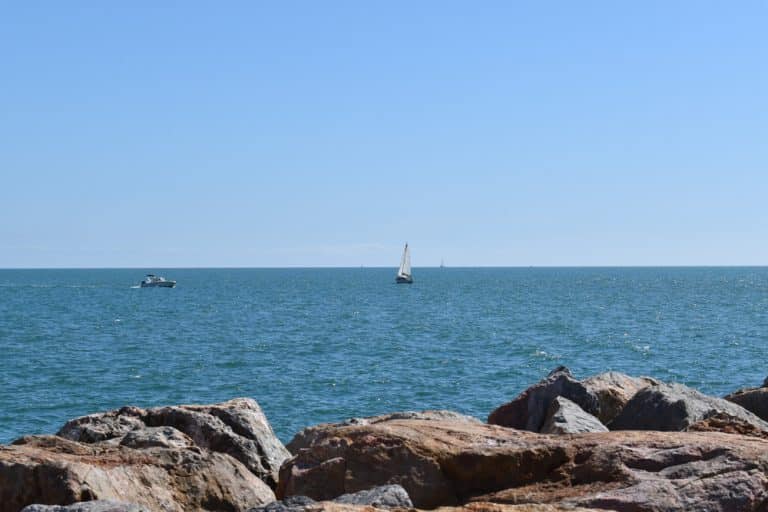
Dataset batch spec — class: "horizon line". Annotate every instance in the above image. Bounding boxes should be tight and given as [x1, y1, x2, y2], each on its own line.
[1, 265, 767, 270]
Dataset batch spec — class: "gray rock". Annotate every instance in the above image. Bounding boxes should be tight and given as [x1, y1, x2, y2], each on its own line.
[21, 502, 148, 512]
[333, 485, 413, 508]
[58, 407, 146, 443]
[247, 496, 316, 512]
[119, 426, 195, 450]
[610, 382, 768, 432]
[725, 387, 768, 422]
[540, 396, 608, 434]
[57, 398, 290, 489]
[488, 366, 601, 431]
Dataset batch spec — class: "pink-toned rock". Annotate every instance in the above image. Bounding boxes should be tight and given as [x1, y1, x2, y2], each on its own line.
[726, 387, 768, 422]
[0, 434, 274, 512]
[279, 411, 768, 510]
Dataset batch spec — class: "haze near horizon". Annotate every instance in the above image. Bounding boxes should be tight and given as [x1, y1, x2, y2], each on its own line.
[1, 2, 766, 268]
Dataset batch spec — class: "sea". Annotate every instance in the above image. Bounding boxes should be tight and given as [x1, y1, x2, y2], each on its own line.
[1, 267, 767, 444]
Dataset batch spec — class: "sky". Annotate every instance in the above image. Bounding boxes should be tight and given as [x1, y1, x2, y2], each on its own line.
[1, 2, 766, 268]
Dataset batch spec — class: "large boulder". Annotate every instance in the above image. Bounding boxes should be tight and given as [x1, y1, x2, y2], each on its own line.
[540, 397, 608, 435]
[581, 371, 657, 423]
[609, 382, 768, 433]
[0, 434, 274, 512]
[287, 410, 479, 454]
[58, 398, 290, 488]
[487, 367, 601, 431]
[278, 411, 768, 510]
[726, 387, 768, 422]
[488, 367, 656, 432]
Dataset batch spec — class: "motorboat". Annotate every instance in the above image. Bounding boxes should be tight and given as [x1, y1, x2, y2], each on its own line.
[140, 274, 176, 288]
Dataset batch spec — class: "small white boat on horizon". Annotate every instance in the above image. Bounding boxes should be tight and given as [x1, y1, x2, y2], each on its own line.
[140, 274, 176, 288]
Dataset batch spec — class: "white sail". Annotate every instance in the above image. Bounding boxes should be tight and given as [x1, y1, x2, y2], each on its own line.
[397, 243, 411, 278]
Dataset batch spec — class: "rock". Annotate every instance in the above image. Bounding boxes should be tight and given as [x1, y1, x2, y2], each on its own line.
[333, 485, 413, 508]
[119, 426, 195, 450]
[252, 502, 597, 512]
[288, 410, 480, 454]
[0, 433, 275, 512]
[581, 371, 657, 423]
[540, 397, 608, 434]
[57, 398, 290, 488]
[487, 367, 601, 431]
[249, 487, 411, 512]
[278, 411, 768, 510]
[609, 382, 768, 433]
[247, 496, 317, 512]
[21, 501, 148, 512]
[58, 407, 146, 443]
[726, 387, 768, 422]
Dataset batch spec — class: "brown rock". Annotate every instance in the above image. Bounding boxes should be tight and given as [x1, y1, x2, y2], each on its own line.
[726, 387, 768, 422]
[279, 411, 768, 510]
[0, 434, 274, 512]
[581, 371, 657, 424]
[58, 398, 290, 488]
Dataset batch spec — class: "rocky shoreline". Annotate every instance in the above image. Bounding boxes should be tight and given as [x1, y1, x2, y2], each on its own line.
[4, 367, 768, 511]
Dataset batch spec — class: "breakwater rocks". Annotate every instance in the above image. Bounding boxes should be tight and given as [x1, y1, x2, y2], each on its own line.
[6, 369, 768, 511]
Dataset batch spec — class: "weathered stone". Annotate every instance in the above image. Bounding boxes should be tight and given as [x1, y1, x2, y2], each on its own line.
[58, 407, 146, 443]
[610, 382, 768, 433]
[288, 410, 479, 454]
[279, 411, 768, 510]
[540, 397, 608, 435]
[248, 496, 317, 512]
[581, 371, 657, 423]
[119, 426, 195, 450]
[488, 367, 601, 431]
[726, 387, 768, 422]
[57, 398, 290, 488]
[253, 502, 598, 512]
[333, 485, 413, 508]
[0, 434, 275, 512]
[21, 501, 148, 512]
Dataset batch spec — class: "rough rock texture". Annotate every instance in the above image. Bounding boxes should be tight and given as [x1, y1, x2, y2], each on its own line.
[250, 486, 412, 512]
[610, 382, 768, 432]
[580, 371, 657, 423]
[540, 397, 607, 435]
[487, 367, 601, 431]
[333, 485, 413, 508]
[248, 496, 317, 512]
[279, 412, 768, 510]
[252, 502, 597, 512]
[0, 433, 275, 512]
[21, 501, 148, 512]
[288, 410, 480, 454]
[58, 398, 290, 488]
[726, 387, 768, 422]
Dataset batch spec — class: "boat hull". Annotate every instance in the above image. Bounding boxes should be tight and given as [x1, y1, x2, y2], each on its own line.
[140, 281, 176, 288]
[395, 276, 413, 284]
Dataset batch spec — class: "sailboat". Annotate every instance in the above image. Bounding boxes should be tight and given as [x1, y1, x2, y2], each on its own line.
[395, 243, 413, 284]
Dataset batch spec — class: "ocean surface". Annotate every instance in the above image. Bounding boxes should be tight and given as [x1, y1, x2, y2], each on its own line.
[1, 267, 767, 444]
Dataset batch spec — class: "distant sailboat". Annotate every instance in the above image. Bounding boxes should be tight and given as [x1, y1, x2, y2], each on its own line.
[395, 243, 413, 284]
[440, 258, 445, 269]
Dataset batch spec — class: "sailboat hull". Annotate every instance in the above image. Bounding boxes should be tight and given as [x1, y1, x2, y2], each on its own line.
[395, 275, 413, 284]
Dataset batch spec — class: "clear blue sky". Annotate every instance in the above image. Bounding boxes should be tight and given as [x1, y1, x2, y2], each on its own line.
[1, 2, 766, 267]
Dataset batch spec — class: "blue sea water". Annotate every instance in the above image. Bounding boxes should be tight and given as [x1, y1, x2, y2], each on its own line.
[1, 267, 768, 444]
